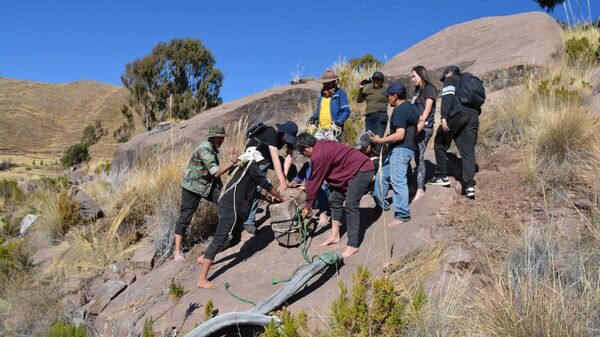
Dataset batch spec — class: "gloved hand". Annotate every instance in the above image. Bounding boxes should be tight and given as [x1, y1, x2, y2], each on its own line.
[309, 116, 317, 125]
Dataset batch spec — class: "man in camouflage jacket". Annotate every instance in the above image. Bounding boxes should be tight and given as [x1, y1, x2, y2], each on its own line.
[173, 125, 238, 261]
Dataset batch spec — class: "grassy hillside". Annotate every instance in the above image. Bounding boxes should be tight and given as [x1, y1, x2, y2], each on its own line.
[0, 77, 133, 161]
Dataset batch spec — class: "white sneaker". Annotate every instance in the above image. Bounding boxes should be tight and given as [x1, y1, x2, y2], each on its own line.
[466, 186, 475, 199]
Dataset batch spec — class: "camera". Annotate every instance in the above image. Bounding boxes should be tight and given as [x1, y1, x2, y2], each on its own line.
[359, 78, 372, 86]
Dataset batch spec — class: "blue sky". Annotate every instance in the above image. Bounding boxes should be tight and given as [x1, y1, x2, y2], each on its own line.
[1, 0, 598, 101]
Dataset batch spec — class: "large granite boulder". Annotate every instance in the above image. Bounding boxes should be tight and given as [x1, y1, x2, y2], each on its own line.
[112, 82, 321, 171]
[381, 12, 563, 93]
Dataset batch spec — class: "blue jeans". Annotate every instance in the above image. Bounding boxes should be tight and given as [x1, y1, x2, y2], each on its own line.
[316, 185, 330, 214]
[373, 146, 414, 221]
[243, 161, 271, 226]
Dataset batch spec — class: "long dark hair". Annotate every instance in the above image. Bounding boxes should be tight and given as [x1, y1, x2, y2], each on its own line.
[412, 65, 437, 104]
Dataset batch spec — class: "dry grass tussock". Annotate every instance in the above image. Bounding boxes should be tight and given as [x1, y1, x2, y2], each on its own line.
[44, 203, 143, 280]
[481, 26, 600, 193]
[462, 224, 600, 337]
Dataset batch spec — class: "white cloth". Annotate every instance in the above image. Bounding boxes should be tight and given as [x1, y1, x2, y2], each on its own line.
[237, 146, 265, 163]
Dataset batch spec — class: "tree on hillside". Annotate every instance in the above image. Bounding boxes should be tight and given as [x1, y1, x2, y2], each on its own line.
[532, 0, 565, 11]
[81, 121, 107, 146]
[348, 54, 383, 72]
[61, 143, 90, 168]
[121, 38, 224, 130]
[113, 105, 134, 143]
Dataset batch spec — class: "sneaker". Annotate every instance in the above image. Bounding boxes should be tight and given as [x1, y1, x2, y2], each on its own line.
[466, 186, 475, 199]
[428, 176, 450, 186]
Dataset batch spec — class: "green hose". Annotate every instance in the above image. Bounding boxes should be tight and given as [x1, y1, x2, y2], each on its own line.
[224, 282, 256, 306]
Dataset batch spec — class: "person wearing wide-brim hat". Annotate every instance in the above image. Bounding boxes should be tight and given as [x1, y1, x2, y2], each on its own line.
[309, 69, 351, 140]
[173, 125, 239, 262]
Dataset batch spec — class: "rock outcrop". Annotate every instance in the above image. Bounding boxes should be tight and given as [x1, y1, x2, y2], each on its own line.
[70, 186, 104, 220]
[111, 82, 321, 171]
[381, 12, 563, 92]
[19, 214, 37, 236]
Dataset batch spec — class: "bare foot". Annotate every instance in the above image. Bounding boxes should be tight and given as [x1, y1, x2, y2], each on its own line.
[387, 219, 407, 228]
[173, 251, 184, 262]
[197, 255, 205, 264]
[318, 235, 340, 247]
[413, 189, 425, 202]
[196, 279, 218, 289]
[342, 246, 359, 259]
[318, 214, 329, 227]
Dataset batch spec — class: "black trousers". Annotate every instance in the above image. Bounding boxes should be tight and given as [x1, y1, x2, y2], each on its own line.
[202, 208, 241, 261]
[329, 170, 375, 248]
[365, 111, 388, 154]
[174, 185, 220, 237]
[433, 110, 479, 188]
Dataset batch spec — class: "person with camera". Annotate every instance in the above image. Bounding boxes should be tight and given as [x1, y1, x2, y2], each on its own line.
[309, 69, 351, 140]
[357, 71, 388, 146]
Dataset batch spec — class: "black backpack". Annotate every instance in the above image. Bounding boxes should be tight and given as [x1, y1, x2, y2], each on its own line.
[456, 73, 486, 109]
[246, 118, 268, 138]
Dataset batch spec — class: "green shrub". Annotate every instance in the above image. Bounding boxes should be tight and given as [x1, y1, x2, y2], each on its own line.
[565, 36, 598, 64]
[55, 192, 80, 237]
[258, 308, 307, 337]
[536, 75, 583, 103]
[258, 267, 423, 337]
[142, 317, 155, 337]
[36, 176, 70, 192]
[60, 143, 90, 168]
[330, 266, 420, 337]
[94, 162, 111, 175]
[48, 321, 86, 337]
[0, 239, 30, 280]
[168, 278, 187, 299]
[0, 179, 24, 205]
[204, 299, 216, 320]
[347, 53, 383, 72]
[1, 216, 20, 238]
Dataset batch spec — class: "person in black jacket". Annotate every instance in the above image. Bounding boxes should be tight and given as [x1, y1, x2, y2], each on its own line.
[429, 66, 480, 199]
[196, 154, 288, 289]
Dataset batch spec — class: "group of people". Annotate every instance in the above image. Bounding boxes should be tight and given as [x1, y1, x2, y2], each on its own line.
[172, 65, 481, 289]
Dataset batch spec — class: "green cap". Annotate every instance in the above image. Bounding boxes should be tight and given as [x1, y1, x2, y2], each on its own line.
[208, 125, 226, 138]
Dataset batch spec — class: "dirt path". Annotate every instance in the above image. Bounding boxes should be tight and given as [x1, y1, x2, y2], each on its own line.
[94, 166, 456, 336]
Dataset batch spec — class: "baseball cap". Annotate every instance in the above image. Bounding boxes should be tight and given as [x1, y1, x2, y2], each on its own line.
[383, 81, 407, 96]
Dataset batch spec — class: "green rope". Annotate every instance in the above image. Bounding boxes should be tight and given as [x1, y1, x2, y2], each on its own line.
[224, 282, 256, 306]
[227, 204, 340, 302]
[271, 207, 338, 285]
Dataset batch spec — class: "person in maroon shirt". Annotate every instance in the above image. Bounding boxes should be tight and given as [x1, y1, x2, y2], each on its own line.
[295, 133, 375, 259]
